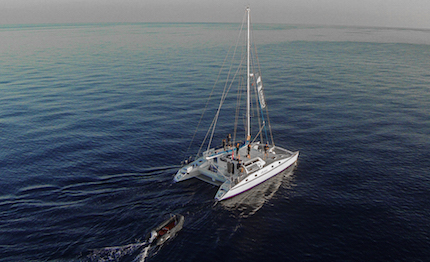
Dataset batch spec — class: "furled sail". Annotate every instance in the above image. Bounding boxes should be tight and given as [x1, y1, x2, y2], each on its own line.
[256, 74, 266, 108]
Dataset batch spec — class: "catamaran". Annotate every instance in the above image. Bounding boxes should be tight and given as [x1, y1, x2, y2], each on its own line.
[174, 7, 299, 201]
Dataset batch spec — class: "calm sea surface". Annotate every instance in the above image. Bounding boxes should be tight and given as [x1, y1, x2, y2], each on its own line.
[1, 23, 429, 261]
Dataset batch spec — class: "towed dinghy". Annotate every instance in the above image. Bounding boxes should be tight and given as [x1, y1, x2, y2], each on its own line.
[147, 214, 185, 246]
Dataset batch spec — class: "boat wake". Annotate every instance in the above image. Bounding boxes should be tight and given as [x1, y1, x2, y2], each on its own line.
[88, 242, 151, 262]
[87, 214, 184, 262]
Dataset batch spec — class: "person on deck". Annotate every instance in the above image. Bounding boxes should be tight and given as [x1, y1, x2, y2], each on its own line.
[236, 143, 240, 159]
[227, 134, 231, 148]
[237, 160, 243, 174]
[247, 143, 251, 158]
[264, 142, 269, 159]
[222, 139, 226, 151]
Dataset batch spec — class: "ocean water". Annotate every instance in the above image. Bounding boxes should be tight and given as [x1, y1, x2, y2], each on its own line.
[1, 22, 429, 261]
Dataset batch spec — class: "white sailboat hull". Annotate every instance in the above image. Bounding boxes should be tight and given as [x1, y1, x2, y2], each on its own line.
[216, 151, 299, 201]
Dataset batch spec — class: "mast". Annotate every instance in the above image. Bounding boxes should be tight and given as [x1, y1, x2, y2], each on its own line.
[246, 6, 251, 141]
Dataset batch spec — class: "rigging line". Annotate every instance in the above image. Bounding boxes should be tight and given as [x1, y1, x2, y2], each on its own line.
[234, 68, 245, 144]
[202, 18, 246, 154]
[190, 16, 246, 159]
[265, 104, 275, 146]
[206, 58, 238, 152]
[251, 122, 266, 144]
[251, 52, 268, 144]
[185, 49, 231, 159]
[205, 15, 247, 152]
[249, 42, 262, 142]
[249, 22, 263, 143]
[197, 110, 218, 157]
[250, 21, 274, 145]
[233, 48, 246, 145]
[233, 71, 241, 144]
[253, 70, 265, 143]
[246, 21, 258, 142]
[247, 36, 265, 144]
[250, 21, 262, 81]
[258, 87, 269, 144]
[206, 51, 245, 152]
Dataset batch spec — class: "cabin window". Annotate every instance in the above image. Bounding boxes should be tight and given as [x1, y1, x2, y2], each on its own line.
[244, 159, 258, 167]
[245, 163, 259, 173]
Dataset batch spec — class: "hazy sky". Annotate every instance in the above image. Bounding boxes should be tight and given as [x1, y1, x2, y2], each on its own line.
[1, 0, 429, 29]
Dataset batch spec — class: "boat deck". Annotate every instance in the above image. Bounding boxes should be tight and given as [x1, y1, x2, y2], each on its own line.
[196, 142, 294, 185]
[226, 143, 294, 167]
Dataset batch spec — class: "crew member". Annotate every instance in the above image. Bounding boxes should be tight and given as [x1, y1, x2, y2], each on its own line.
[264, 142, 269, 159]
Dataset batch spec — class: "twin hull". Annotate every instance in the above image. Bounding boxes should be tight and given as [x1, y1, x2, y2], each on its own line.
[174, 150, 299, 201]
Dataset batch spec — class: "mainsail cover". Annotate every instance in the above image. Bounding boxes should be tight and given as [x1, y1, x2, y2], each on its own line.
[256, 74, 266, 108]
